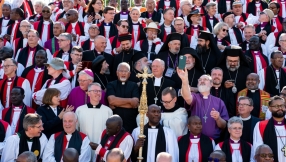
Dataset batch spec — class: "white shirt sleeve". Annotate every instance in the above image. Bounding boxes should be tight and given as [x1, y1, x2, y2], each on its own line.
[258, 69, 265, 90]
[42, 134, 57, 162]
[1, 135, 19, 162]
[134, 41, 142, 51]
[165, 128, 179, 162]
[0, 124, 12, 155]
[22, 79, 32, 107]
[252, 122, 264, 162]
[84, 23, 90, 38]
[79, 136, 92, 162]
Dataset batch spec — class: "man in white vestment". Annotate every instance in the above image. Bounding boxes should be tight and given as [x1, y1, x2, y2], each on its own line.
[132, 104, 179, 162]
[252, 96, 286, 162]
[1, 113, 48, 162]
[76, 82, 113, 161]
[43, 112, 91, 162]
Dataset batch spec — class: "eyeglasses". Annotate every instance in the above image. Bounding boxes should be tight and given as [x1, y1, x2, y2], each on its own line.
[20, 25, 31, 28]
[222, 28, 229, 32]
[42, 10, 50, 13]
[208, 157, 226, 162]
[121, 25, 129, 29]
[72, 53, 83, 57]
[107, 12, 116, 15]
[198, 78, 210, 82]
[257, 153, 274, 158]
[279, 40, 286, 42]
[58, 39, 68, 42]
[77, 79, 89, 82]
[230, 127, 243, 130]
[238, 103, 251, 107]
[161, 98, 175, 104]
[32, 124, 44, 129]
[89, 27, 98, 30]
[3, 65, 15, 68]
[89, 90, 101, 93]
[269, 104, 286, 109]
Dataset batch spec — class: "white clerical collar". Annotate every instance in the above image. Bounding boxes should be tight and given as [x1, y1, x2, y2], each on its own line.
[164, 24, 171, 27]
[71, 21, 78, 27]
[239, 115, 251, 121]
[154, 76, 162, 87]
[230, 138, 240, 143]
[132, 21, 139, 24]
[249, 89, 258, 93]
[151, 126, 156, 129]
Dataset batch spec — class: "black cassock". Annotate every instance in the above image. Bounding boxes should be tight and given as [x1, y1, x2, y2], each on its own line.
[140, 77, 175, 107]
[129, 69, 143, 83]
[198, 48, 220, 74]
[106, 80, 139, 133]
[210, 86, 235, 118]
[263, 66, 286, 96]
[220, 65, 251, 95]
[93, 72, 111, 90]
[112, 49, 139, 75]
[246, 90, 263, 118]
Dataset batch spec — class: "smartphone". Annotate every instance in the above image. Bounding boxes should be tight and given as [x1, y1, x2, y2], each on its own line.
[178, 55, 186, 70]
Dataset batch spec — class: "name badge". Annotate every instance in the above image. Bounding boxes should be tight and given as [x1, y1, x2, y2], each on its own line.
[165, 67, 174, 77]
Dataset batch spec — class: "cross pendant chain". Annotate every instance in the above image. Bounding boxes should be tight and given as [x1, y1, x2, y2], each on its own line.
[203, 115, 208, 123]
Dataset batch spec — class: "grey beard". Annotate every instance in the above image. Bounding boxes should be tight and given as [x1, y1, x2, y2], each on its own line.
[169, 49, 180, 54]
[198, 85, 211, 93]
[226, 62, 240, 72]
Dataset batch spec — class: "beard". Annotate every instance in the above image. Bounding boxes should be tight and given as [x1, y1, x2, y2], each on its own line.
[122, 47, 132, 53]
[185, 62, 194, 69]
[226, 61, 240, 72]
[169, 48, 180, 54]
[141, 65, 152, 73]
[196, 44, 207, 54]
[272, 110, 286, 118]
[198, 85, 211, 93]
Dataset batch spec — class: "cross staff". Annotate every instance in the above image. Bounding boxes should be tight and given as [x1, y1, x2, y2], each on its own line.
[136, 67, 153, 162]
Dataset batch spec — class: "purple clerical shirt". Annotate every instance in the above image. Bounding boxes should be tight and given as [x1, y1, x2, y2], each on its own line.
[190, 93, 229, 139]
[67, 86, 107, 111]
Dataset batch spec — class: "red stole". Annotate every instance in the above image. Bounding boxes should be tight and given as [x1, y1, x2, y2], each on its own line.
[218, 142, 242, 155]
[33, 21, 51, 40]
[273, 17, 282, 32]
[255, 3, 263, 15]
[251, 51, 268, 73]
[23, 0, 33, 17]
[2, 106, 35, 132]
[185, 140, 203, 162]
[66, 22, 85, 36]
[191, 6, 205, 14]
[0, 77, 26, 108]
[46, 77, 69, 108]
[276, 0, 286, 17]
[64, 61, 75, 77]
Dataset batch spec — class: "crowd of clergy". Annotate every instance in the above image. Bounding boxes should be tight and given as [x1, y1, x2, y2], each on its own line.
[0, 0, 286, 161]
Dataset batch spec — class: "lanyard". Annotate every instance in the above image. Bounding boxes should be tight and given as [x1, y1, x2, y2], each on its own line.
[167, 53, 178, 68]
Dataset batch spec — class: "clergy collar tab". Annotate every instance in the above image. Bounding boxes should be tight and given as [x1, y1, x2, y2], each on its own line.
[189, 133, 201, 139]
[87, 102, 102, 108]
[274, 120, 285, 125]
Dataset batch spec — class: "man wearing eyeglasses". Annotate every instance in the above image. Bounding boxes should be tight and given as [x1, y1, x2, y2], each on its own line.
[79, 24, 99, 51]
[98, 6, 117, 40]
[28, 1, 45, 23]
[44, 21, 65, 54]
[53, 0, 74, 22]
[270, 33, 286, 66]
[106, 19, 130, 55]
[33, 6, 54, 45]
[252, 96, 286, 162]
[258, 50, 286, 96]
[12, 20, 33, 55]
[215, 117, 254, 162]
[1, 113, 48, 162]
[255, 144, 274, 162]
[53, 33, 72, 61]
[237, 73, 270, 120]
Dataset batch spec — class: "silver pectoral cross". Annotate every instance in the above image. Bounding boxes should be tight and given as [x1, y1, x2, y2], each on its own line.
[203, 115, 208, 123]
[154, 97, 158, 104]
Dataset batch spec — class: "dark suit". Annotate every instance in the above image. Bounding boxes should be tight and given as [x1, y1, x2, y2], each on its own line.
[36, 105, 64, 139]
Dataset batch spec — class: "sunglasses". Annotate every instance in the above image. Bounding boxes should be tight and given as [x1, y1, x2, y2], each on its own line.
[121, 25, 129, 29]
[42, 10, 50, 13]
[65, 13, 73, 17]
[222, 28, 229, 32]
[258, 153, 274, 158]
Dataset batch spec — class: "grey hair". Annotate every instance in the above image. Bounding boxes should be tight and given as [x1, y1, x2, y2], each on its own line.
[213, 22, 228, 35]
[20, 20, 32, 27]
[63, 111, 78, 121]
[174, 17, 184, 24]
[279, 33, 286, 41]
[238, 96, 254, 106]
[53, 21, 66, 31]
[205, 2, 217, 11]
[87, 82, 102, 91]
[4, 58, 18, 66]
[106, 148, 125, 162]
[153, 58, 165, 67]
[117, 62, 130, 71]
[18, 151, 37, 162]
[23, 114, 42, 131]
[244, 24, 255, 32]
[144, 0, 156, 7]
[156, 152, 172, 162]
[34, 0, 47, 7]
[78, 71, 94, 81]
[200, 74, 213, 83]
[255, 144, 272, 156]
[180, 0, 191, 9]
[59, 33, 72, 42]
[227, 116, 243, 128]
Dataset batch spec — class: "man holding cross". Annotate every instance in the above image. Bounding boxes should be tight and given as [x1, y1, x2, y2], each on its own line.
[178, 70, 229, 142]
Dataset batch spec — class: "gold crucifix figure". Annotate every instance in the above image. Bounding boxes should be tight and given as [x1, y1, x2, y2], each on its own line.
[136, 67, 153, 162]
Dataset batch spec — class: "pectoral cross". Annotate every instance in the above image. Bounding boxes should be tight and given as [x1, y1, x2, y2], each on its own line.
[281, 145, 286, 156]
[154, 97, 158, 104]
[203, 115, 208, 123]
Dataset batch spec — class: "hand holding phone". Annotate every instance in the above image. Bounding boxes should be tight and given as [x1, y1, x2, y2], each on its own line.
[178, 55, 186, 70]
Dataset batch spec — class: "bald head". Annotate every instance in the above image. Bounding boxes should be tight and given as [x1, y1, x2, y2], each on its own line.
[148, 104, 161, 111]
[156, 152, 172, 162]
[107, 115, 123, 127]
[106, 148, 125, 162]
[63, 111, 77, 120]
[94, 35, 107, 52]
[63, 148, 79, 162]
[188, 115, 201, 124]
[16, 151, 37, 162]
[246, 73, 260, 90]
[209, 150, 226, 161]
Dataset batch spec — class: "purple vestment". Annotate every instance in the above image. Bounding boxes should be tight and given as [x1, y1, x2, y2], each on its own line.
[44, 37, 59, 54]
[190, 93, 229, 139]
[67, 86, 107, 111]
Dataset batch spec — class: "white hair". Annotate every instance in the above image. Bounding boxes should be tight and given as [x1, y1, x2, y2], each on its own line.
[20, 20, 31, 27]
[34, 0, 47, 7]
[227, 116, 243, 128]
[117, 62, 130, 71]
[156, 152, 172, 162]
[87, 82, 102, 91]
[78, 70, 94, 81]
[180, 0, 191, 9]
[213, 22, 228, 35]
[279, 33, 286, 41]
[130, 7, 141, 14]
[153, 58, 165, 67]
[53, 21, 65, 31]
[144, 0, 156, 7]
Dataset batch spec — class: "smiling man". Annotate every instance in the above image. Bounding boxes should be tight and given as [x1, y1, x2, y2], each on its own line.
[43, 112, 91, 162]
[89, 115, 133, 162]
[1, 113, 48, 162]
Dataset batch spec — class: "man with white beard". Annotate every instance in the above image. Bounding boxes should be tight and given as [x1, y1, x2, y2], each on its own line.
[217, 45, 252, 95]
[177, 70, 229, 142]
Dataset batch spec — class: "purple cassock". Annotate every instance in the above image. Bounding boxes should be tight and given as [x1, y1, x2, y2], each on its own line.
[67, 86, 107, 111]
[190, 93, 229, 139]
[44, 37, 60, 54]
